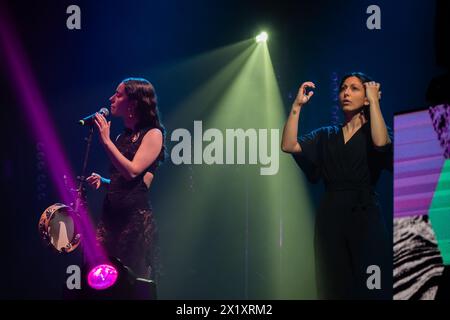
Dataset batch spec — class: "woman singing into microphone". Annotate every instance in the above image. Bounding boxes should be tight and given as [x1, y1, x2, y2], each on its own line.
[86, 77, 165, 281]
[281, 72, 392, 299]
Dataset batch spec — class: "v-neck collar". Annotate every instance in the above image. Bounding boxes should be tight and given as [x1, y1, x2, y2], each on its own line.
[341, 121, 368, 146]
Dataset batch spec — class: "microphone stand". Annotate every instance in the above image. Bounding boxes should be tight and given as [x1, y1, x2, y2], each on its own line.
[73, 125, 95, 270]
[77, 125, 94, 199]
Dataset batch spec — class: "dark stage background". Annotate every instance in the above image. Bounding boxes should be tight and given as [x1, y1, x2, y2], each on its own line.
[0, 0, 445, 299]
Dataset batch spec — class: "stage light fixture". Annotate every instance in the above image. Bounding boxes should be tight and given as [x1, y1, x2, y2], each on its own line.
[87, 263, 118, 290]
[256, 31, 268, 43]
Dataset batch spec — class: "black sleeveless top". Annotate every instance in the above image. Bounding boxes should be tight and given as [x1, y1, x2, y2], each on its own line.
[103, 126, 161, 221]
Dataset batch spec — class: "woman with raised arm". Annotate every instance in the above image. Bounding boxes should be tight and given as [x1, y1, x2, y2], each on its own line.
[281, 72, 392, 299]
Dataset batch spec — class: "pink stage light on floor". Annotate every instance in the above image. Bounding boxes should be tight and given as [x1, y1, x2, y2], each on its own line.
[87, 264, 119, 290]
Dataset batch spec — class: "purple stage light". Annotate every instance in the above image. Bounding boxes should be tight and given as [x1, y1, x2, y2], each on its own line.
[0, 8, 107, 265]
[394, 107, 448, 217]
[87, 264, 119, 290]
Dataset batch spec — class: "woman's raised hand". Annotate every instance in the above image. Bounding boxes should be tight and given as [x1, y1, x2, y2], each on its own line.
[294, 81, 316, 107]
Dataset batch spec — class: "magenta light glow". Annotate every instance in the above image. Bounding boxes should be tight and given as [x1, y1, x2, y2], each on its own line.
[0, 7, 106, 265]
[87, 264, 119, 290]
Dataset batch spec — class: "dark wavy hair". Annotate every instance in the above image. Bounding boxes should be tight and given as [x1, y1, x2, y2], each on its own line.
[122, 77, 166, 164]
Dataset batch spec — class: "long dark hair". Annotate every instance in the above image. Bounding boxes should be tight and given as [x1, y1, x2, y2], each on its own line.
[122, 77, 166, 164]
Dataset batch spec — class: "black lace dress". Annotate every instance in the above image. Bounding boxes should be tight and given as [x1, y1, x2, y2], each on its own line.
[96, 126, 160, 280]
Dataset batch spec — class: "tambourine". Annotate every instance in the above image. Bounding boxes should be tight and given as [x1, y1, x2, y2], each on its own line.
[38, 203, 81, 253]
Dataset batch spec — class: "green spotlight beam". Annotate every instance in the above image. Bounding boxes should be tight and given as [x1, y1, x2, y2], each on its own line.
[155, 39, 255, 128]
[156, 38, 316, 299]
[154, 41, 259, 298]
[200, 41, 316, 298]
[259, 42, 317, 298]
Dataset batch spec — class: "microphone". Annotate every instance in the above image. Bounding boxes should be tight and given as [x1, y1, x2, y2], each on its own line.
[78, 107, 110, 126]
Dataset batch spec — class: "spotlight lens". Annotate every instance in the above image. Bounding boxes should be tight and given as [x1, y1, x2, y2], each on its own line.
[256, 31, 268, 43]
[87, 264, 118, 290]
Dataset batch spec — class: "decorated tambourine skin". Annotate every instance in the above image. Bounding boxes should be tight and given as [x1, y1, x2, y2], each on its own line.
[38, 203, 81, 253]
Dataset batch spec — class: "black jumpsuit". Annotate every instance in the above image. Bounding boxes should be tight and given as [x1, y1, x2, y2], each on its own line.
[96, 126, 160, 280]
[293, 122, 392, 299]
